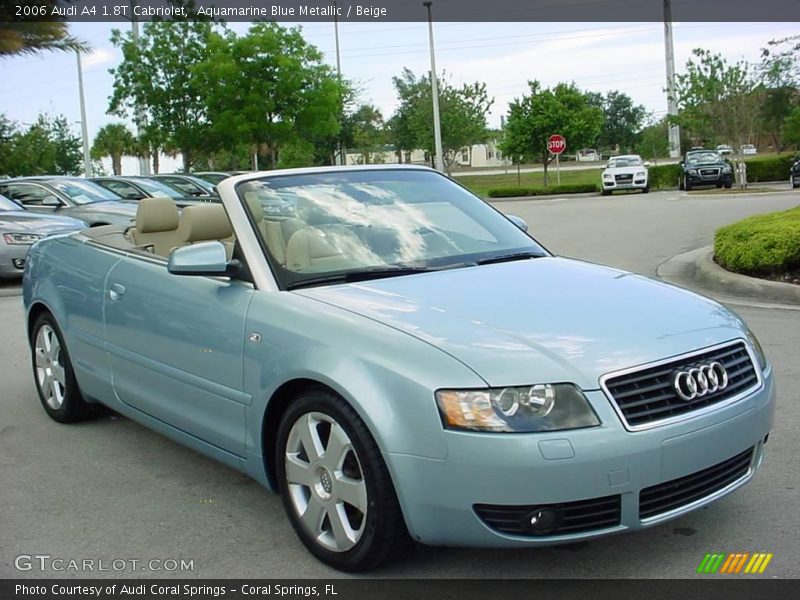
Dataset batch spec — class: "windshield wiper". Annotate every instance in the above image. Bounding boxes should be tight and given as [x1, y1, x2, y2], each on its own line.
[286, 265, 437, 290]
[476, 251, 543, 266]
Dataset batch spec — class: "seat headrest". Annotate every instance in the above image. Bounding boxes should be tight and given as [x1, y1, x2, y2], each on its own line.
[179, 204, 233, 243]
[135, 197, 179, 233]
[244, 192, 264, 221]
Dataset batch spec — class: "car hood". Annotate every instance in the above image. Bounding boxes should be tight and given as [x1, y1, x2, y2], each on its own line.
[0, 211, 86, 234]
[295, 258, 747, 389]
[603, 166, 646, 176]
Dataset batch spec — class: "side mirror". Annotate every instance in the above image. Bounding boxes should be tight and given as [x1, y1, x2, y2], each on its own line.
[644, 161, 651, 168]
[42, 195, 61, 207]
[507, 214, 528, 232]
[167, 241, 241, 277]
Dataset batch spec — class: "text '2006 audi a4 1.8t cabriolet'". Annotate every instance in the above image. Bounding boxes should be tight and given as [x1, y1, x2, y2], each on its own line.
[22, 165, 775, 571]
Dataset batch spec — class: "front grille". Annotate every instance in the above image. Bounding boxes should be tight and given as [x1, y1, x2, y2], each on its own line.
[700, 168, 721, 179]
[639, 447, 754, 519]
[615, 174, 633, 182]
[475, 495, 621, 537]
[603, 341, 759, 428]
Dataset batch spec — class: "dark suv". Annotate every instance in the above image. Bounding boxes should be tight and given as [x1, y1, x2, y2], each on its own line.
[791, 157, 800, 189]
[679, 150, 733, 190]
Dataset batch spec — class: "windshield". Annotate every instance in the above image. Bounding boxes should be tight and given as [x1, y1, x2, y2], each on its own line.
[48, 179, 120, 205]
[0, 194, 22, 211]
[607, 156, 643, 168]
[686, 152, 722, 165]
[238, 169, 547, 289]
[134, 178, 183, 198]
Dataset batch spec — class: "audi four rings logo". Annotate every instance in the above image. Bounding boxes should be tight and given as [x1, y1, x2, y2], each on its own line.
[673, 362, 729, 401]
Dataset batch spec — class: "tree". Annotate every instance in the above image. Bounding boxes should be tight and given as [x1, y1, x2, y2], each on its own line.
[195, 23, 344, 169]
[784, 106, 800, 148]
[760, 35, 800, 149]
[348, 105, 387, 164]
[91, 124, 136, 175]
[594, 91, 647, 152]
[671, 49, 763, 153]
[0, 2, 87, 57]
[389, 69, 493, 171]
[501, 81, 603, 186]
[0, 113, 82, 176]
[109, 21, 214, 171]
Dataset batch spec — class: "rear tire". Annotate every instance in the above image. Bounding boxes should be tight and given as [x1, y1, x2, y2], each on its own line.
[276, 387, 413, 571]
[30, 313, 94, 423]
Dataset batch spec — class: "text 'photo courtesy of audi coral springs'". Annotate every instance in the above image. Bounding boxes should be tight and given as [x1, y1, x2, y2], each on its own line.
[22, 165, 775, 572]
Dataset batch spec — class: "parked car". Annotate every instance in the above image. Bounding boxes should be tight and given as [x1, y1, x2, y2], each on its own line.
[23, 165, 774, 571]
[149, 174, 219, 197]
[740, 144, 758, 155]
[193, 171, 249, 185]
[0, 177, 138, 227]
[679, 150, 733, 190]
[0, 193, 85, 278]
[715, 144, 733, 156]
[90, 176, 216, 207]
[791, 157, 800, 189]
[576, 149, 599, 162]
[601, 154, 649, 195]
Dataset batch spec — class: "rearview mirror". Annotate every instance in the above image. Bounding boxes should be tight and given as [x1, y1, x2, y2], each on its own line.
[507, 214, 528, 232]
[168, 241, 241, 277]
[42, 195, 61, 207]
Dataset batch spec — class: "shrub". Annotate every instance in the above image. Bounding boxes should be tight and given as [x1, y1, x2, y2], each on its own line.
[487, 183, 598, 198]
[647, 163, 683, 189]
[715, 207, 800, 275]
[739, 154, 795, 183]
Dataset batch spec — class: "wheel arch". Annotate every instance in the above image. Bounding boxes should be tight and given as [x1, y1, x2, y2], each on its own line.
[27, 301, 55, 342]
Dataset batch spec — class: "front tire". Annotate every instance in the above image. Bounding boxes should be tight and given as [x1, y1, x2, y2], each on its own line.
[276, 387, 412, 571]
[30, 313, 94, 423]
[684, 177, 692, 191]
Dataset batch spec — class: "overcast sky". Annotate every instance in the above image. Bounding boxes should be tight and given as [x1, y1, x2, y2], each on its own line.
[2, 21, 797, 173]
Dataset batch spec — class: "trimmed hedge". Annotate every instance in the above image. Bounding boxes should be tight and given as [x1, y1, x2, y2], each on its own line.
[714, 207, 800, 275]
[648, 163, 683, 189]
[739, 154, 795, 183]
[488, 183, 598, 198]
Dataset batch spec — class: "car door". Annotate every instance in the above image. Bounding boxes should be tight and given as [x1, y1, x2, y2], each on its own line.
[103, 253, 254, 458]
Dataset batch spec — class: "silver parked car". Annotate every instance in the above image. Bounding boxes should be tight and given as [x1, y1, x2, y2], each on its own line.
[0, 194, 85, 278]
[0, 177, 138, 227]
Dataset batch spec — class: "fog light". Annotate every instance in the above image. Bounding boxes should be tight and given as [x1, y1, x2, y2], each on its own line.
[12, 258, 25, 269]
[523, 507, 562, 535]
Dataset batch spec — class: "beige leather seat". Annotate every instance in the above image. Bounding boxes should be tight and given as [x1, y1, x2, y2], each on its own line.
[284, 226, 379, 272]
[244, 192, 302, 266]
[178, 204, 235, 258]
[129, 197, 182, 256]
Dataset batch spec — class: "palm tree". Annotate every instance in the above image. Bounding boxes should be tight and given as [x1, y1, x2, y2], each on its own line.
[0, 2, 87, 57]
[92, 124, 136, 175]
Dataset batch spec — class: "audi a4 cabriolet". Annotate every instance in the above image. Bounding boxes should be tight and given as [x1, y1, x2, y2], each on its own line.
[22, 165, 775, 571]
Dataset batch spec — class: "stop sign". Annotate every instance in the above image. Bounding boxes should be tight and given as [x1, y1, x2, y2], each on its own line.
[547, 134, 566, 154]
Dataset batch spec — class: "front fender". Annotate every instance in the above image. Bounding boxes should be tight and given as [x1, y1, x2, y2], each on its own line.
[243, 291, 488, 466]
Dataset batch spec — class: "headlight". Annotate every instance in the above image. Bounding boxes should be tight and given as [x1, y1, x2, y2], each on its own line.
[3, 233, 43, 245]
[745, 328, 767, 371]
[635, 171, 646, 178]
[688, 169, 698, 175]
[722, 165, 732, 174]
[602, 173, 614, 180]
[435, 384, 600, 433]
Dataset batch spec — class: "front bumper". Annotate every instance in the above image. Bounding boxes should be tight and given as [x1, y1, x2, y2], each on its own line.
[387, 367, 774, 546]
[602, 178, 647, 191]
[0, 245, 29, 278]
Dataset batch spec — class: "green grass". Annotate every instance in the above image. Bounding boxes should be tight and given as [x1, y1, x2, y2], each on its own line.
[715, 206, 800, 275]
[456, 168, 601, 197]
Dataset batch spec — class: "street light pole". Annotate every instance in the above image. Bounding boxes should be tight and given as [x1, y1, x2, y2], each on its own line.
[663, 0, 681, 159]
[131, 1, 151, 174]
[423, 2, 445, 172]
[75, 51, 92, 177]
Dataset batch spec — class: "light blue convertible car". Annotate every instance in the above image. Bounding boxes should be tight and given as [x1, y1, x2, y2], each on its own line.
[22, 166, 775, 571]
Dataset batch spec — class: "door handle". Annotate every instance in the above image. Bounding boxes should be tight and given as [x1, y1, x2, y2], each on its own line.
[108, 283, 126, 301]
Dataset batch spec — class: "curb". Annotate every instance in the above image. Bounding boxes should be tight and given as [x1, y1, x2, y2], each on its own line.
[657, 246, 800, 307]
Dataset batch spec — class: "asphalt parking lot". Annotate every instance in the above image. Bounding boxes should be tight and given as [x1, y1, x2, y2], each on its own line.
[1, 188, 798, 578]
